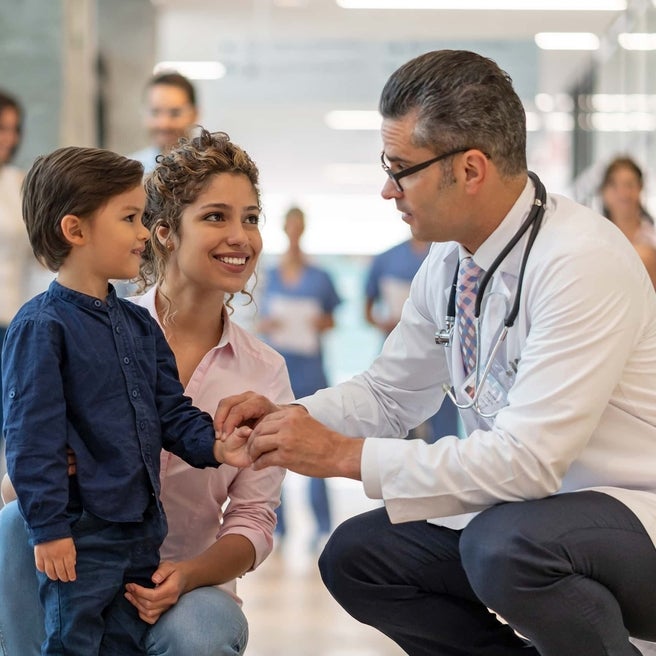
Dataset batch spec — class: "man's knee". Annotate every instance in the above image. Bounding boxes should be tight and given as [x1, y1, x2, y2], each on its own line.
[319, 516, 360, 594]
[460, 503, 531, 606]
[319, 510, 384, 604]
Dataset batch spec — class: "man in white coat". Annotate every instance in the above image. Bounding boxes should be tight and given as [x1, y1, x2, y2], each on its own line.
[217, 49, 656, 656]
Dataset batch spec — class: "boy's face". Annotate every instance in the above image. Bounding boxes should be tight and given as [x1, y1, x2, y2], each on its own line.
[83, 184, 149, 284]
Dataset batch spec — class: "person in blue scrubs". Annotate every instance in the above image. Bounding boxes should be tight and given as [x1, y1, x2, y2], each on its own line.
[258, 207, 341, 549]
[365, 235, 460, 441]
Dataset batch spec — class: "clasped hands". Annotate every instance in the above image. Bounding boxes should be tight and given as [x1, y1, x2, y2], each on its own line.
[214, 392, 344, 477]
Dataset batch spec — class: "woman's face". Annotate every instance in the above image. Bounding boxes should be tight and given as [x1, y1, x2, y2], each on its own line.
[602, 165, 643, 220]
[166, 172, 263, 295]
[0, 106, 20, 165]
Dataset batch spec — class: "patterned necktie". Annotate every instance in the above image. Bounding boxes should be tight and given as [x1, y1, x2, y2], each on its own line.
[456, 256, 483, 376]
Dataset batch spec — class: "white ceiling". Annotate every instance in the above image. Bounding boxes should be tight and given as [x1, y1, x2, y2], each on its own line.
[148, 0, 625, 249]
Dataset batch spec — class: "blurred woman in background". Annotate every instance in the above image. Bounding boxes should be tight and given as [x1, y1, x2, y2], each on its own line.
[600, 156, 656, 288]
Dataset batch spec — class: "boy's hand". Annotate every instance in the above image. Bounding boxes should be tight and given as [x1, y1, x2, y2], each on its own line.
[213, 426, 252, 468]
[34, 537, 77, 582]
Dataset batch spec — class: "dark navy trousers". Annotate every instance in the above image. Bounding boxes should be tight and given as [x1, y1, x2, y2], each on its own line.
[319, 491, 656, 655]
[38, 503, 166, 656]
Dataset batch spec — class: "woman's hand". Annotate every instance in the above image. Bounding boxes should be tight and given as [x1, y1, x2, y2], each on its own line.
[124, 560, 188, 624]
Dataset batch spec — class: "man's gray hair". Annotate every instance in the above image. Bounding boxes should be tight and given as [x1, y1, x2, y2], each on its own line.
[379, 50, 527, 177]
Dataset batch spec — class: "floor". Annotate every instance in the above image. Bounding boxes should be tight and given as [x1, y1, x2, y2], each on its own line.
[238, 473, 405, 656]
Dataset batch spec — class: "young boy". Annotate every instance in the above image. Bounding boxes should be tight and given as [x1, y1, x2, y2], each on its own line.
[2, 146, 249, 655]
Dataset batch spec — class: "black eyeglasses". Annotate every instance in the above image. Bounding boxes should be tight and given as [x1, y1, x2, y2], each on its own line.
[380, 147, 473, 193]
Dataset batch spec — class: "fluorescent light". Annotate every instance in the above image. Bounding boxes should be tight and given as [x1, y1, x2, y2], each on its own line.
[544, 112, 574, 132]
[325, 110, 381, 130]
[618, 33, 656, 50]
[535, 32, 599, 50]
[525, 112, 541, 132]
[153, 61, 226, 80]
[336, 0, 625, 9]
[585, 112, 656, 132]
[581, 94, 656, 112]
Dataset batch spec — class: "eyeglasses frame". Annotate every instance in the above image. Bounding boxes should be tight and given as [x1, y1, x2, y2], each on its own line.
[381, 147, 481, 193]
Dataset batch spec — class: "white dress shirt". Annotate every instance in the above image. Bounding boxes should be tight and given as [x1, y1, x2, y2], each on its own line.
[301, 179, 656, 545]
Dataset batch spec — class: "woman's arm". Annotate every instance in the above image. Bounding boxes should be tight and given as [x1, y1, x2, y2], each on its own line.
[124, 534, 255, 624]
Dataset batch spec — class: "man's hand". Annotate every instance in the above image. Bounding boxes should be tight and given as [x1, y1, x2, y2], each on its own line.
[246, 406, 363, 480]
[214, 391, 283, 437]
[125, 560, 186, 624]
[34, 537, 77, 582]
[213, 426, 252, 468]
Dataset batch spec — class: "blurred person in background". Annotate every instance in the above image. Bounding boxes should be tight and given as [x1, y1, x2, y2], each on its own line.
[258, 206, 341, 551]
[364, 233, 459, 443]
[0, 89, 52, 502]
[129, 71, 198, 174]
[600, 155, 656, 288]
[117, 71, 200, 297]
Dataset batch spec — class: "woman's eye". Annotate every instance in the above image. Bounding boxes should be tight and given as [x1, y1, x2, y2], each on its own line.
[124, 214, 135, 223]
[243, 215, 261, 225]
[205, 213, 224, 222]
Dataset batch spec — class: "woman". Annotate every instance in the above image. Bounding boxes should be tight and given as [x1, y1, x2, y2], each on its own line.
[257, 206, 341, 549]
[600, 156, 656, 288]
[0, 129, 292, 655]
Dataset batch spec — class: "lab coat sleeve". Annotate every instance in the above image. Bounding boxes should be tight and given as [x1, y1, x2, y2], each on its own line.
[363, 225, 654, 523]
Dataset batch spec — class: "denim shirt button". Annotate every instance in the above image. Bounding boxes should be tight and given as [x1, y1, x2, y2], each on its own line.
[131, 389, 138, 398]
[123, 357, 130, 365]
[93, 300, 102, 308]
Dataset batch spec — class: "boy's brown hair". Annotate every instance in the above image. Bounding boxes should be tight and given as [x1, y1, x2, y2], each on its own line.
[22, 146, 143, 271]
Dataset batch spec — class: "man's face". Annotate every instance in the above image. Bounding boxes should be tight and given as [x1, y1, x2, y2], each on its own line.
[144, 83, 197, 152]
[380, 112, 465, 245]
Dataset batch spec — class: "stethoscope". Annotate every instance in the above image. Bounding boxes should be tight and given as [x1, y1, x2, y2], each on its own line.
[435, 171, 547, 417]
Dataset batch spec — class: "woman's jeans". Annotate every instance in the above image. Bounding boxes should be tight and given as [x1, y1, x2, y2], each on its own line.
[0, 501, 248, 655]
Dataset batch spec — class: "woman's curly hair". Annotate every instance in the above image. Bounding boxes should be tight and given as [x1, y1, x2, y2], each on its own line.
[139, 128, 261, 321]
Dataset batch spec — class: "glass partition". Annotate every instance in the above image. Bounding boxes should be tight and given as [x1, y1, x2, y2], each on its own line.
[572, 0, 656, 213]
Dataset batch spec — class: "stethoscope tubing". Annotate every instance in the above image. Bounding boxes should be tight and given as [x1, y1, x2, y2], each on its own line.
[440, 171, 547, 416]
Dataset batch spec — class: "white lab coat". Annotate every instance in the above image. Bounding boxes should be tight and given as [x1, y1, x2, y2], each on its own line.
[302, 179, 656, 545]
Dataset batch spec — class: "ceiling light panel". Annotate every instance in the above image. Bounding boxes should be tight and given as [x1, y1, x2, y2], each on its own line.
[535, 32, 600, 50]
[336, 0, 625, 9]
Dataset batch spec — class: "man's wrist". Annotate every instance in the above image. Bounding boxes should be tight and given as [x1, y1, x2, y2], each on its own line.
[334, 434, 364, 481]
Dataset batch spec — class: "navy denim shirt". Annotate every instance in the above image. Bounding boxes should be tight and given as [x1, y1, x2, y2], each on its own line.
[3, 281, 218, 545]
